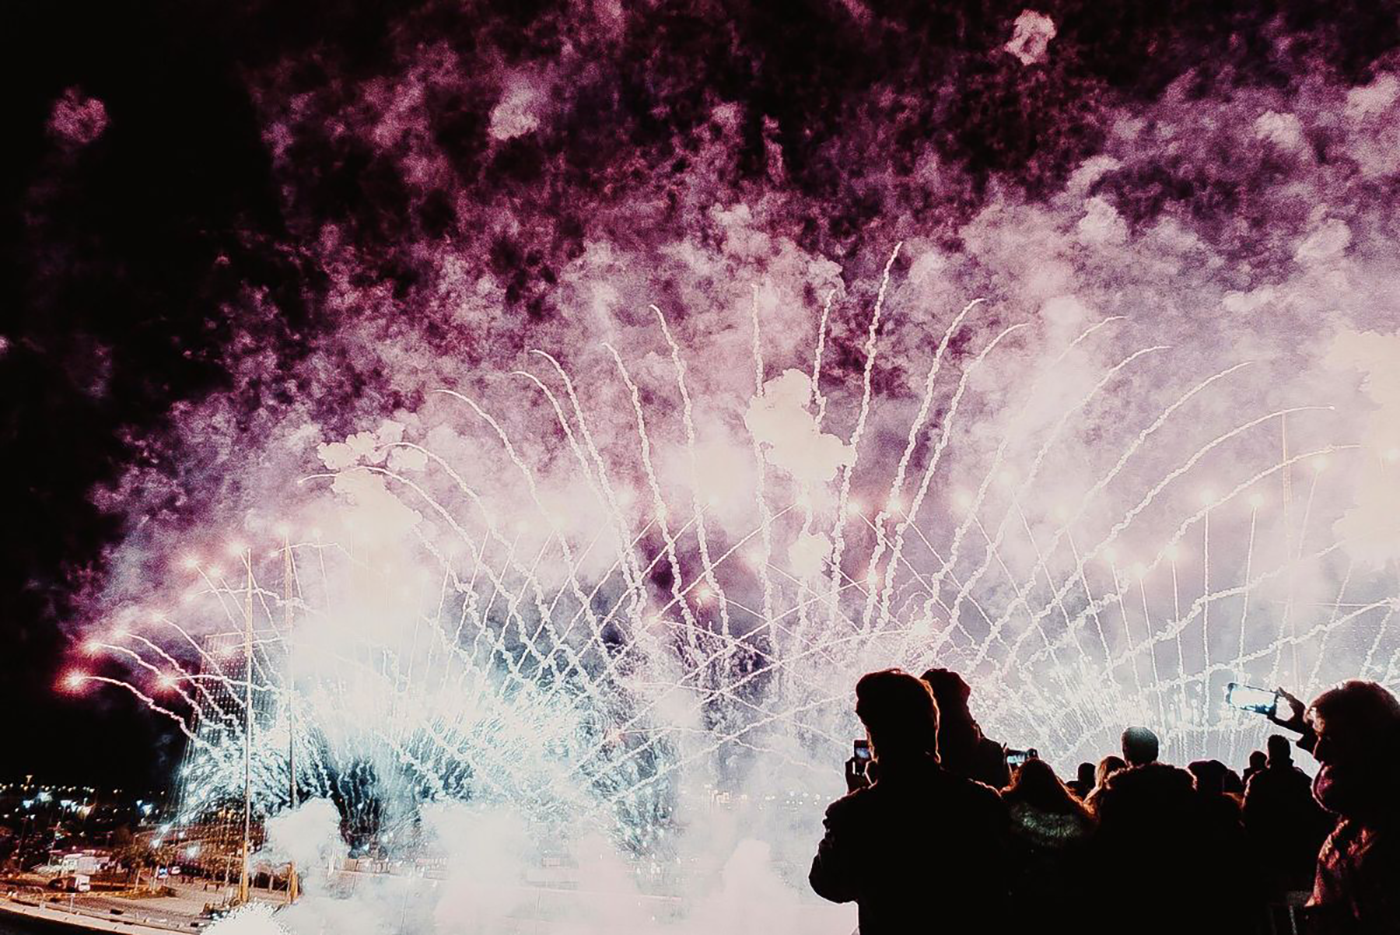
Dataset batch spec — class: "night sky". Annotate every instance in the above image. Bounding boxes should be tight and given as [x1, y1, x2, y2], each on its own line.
[4, 0, 1398, 790]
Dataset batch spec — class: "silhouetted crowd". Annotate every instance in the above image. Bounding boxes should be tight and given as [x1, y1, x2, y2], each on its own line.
[810, 669, 1400, 935]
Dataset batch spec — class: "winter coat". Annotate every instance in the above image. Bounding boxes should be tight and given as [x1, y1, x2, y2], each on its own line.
[1244, 764, 1334, 893]
[1090, 761, 1255, 934]
[1004, 801, 1093, 922]
[1308, 818, 1400, 933]
[809, 754, 1009, 934]
[1298, 728, 1400, 932]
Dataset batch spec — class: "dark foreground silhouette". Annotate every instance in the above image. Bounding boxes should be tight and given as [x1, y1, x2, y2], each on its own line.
[811, 671, 1400, 935]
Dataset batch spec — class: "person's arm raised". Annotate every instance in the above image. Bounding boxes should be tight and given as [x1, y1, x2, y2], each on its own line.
[1268, 687, 1318, 755]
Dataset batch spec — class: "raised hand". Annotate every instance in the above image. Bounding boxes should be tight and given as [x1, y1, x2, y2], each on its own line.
[1268, 686, 1307, 734]
[845, 756, 871, 792]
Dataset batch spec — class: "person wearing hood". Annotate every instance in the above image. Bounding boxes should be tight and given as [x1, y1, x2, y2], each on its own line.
[921, 667, 1011, 789]
[1269, 680, 1400, 933]
[1000, 756, 1094, 925]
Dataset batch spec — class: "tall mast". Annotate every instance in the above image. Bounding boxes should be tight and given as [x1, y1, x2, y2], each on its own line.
[238, 548, 253, 905]
[284, 532, 299, 904]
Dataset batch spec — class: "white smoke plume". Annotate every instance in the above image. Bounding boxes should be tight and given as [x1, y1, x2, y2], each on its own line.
[68, 8, 1400, 934]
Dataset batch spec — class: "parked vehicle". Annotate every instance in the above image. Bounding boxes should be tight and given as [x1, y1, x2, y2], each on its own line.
[47, 873, 91, 893]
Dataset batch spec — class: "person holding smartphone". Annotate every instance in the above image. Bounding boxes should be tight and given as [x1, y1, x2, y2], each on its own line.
[809, 669, 1009, 933]
[1266, 680, 1400, 933]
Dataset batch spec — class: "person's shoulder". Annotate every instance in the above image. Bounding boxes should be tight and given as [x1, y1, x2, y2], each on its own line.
[1105, 761, 1192, 792]
[817, 783, 884, 823]
[1010, 802, 1093, 842]
[823, 787, 875, 823]
[1103, 763, 1142, 790]
[1144, 761, 1195, 784]
[975, 735, 1005, 759]
[941, 771, 1006, 810]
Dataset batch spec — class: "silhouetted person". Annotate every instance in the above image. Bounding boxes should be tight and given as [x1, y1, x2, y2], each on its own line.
[1243, 734, 1332, 896]
[810, 669, 1009, 932]
[1083, 754, 1125, 812]
[1218, 759, 1245, 797]
[1191, 758, 1266, 925]
[1090, 727, 1235, 933]
[1243, 749, 1267, 786]
[1069, 761, 1096, 800]
[1190, 758, 1244, 819]
[1190, 758, 1243, 804]
[921, 667, 1010, 789]
[1270, 681, 1400, 932]
[1001, 757, 1093, 926]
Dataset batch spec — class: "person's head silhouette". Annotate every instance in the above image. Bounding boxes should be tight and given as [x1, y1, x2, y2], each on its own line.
[1188, 759, 1228, 795]
[1248, 750, 1266, 772]
[855, 669, 940, 767]
[1121, 726, 1160, 766]
[1096, 754, 1126, 787]
[920, 668, 974, 729]
[1266, 733, 1293, 768]
[1005, 757, 1082, 814]
[1307, 680, 1400, 818]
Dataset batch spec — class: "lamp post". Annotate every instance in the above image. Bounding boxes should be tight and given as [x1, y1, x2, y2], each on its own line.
[237, 549, 253, 906]
[283, 532, 299, 905]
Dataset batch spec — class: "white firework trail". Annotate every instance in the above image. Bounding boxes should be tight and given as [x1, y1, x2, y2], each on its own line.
[67, 266, 1398, 919]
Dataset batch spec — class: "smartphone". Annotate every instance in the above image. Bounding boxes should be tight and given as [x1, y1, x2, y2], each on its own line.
[853, 739, 872, 763]
[1226, 682, 1280, 717]
[1006, 747, 1038, 767]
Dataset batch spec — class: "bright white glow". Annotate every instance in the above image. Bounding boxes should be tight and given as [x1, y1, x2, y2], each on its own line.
[68, 264, 1400, 929]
